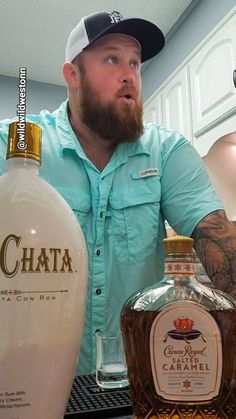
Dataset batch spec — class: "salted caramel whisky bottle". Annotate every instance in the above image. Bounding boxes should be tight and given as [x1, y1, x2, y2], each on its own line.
[121, 236, 236, 419]
[0, 122, 88, 419]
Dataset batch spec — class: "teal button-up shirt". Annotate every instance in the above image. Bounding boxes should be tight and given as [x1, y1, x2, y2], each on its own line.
[0, 100, 223, 375]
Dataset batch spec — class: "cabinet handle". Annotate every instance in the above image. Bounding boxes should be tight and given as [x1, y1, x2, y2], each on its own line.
[234, 69, 236, 88]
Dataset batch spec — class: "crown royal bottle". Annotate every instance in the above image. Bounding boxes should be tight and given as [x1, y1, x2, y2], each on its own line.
[0, 122, 88, 419]
[121, 235, 236, 418]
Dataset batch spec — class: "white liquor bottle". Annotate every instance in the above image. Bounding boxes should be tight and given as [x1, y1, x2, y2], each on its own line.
[0, 122, 88, 419]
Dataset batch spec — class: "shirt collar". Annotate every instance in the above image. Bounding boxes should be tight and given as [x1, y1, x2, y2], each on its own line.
[56, 100, 86, 158]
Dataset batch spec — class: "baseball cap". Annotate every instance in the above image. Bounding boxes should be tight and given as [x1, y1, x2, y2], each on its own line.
[65, 10, 165, 63]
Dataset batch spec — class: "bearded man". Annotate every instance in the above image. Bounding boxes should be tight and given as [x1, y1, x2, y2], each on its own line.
[1, 11, 236, 376]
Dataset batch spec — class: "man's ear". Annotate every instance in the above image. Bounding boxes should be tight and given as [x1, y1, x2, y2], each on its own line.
[63, 63, 81, 88]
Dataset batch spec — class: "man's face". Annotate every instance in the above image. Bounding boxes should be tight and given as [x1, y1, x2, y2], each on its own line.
[77, 34, 143, 143]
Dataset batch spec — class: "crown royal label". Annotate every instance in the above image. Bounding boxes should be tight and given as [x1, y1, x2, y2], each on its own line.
[150, 302, 222, 401]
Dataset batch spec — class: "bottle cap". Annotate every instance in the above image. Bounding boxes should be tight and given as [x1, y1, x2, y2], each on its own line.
[7, 121, 42, 162]
[163, 235, 193, 254]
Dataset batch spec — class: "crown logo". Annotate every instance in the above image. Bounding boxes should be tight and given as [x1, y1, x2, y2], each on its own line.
[174, 317, 194, 333]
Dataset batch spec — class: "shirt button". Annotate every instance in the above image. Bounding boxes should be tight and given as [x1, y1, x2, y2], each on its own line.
[96, 288, 102, 295]
[100, 211, 104, 219]
[96, 249, 101, 256]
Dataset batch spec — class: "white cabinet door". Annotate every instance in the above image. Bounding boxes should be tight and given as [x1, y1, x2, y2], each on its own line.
[189, 11, 236, 136]
[160, 67, 193, 141]
[143, 92, 162, 125]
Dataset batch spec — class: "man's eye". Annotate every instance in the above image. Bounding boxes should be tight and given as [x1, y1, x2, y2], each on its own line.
[106, 56, 119, 64]
[130, 60, 140, 69]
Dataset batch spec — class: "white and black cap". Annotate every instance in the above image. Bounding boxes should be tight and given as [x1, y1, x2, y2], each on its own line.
[65, 10, 165, 63]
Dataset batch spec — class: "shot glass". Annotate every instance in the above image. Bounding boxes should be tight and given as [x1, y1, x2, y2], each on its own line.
[95, 330, 129, 389]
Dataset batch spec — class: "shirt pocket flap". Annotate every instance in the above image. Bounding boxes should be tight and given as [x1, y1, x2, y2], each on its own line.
[54, 186, 92, 212]
[109, 177, 161, 209]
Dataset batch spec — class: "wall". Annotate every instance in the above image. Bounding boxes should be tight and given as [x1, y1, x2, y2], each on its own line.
[142, 0, 236, 102]
[1, 0, 235, 119]
[0, 75, 67, 120]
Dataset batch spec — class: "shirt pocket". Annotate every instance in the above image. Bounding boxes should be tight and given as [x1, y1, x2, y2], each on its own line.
[55, 186, 92, 236]
[108, 176, 161, 264]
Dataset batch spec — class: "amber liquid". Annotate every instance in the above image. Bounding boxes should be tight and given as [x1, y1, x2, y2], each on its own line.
[121, 308, 236, 419]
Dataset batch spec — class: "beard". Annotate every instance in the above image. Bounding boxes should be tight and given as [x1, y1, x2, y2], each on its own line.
[79, 75, 144, 143]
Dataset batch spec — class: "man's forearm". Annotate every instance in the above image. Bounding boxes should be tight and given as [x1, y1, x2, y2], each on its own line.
[191, 210, 236, 296]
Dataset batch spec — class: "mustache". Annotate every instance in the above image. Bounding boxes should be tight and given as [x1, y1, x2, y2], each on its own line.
[116, 86, 139, 100]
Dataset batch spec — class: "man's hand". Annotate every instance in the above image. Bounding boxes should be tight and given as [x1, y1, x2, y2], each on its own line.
[191, 209, 236, 296]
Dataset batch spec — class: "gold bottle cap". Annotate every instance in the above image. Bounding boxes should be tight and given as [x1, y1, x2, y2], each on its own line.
[7, 121, 42, 163]
[163, 235, 193, 254]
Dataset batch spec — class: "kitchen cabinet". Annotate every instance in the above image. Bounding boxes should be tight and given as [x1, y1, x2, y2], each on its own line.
[143, 67, 192, 142]
[189, 11, 236, 137]
[143, 91, 162, 125]
[161, 66, 192, 140]
[144, 7, 236, 156]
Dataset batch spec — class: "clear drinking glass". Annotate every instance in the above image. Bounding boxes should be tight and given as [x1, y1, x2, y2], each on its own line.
[95, 330, 129, 389]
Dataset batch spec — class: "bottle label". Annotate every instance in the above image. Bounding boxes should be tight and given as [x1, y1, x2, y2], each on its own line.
[164, 260, 194, 275]
[150, 302, 222, 401]
[0, 233, 76, 277]
[0, 232, 87, 418]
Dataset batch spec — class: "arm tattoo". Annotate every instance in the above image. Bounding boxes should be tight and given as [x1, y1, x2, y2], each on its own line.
[191, 209, 236, 297]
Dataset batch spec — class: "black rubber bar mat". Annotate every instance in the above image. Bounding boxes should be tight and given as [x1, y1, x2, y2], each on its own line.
[64, 374, 132, 418]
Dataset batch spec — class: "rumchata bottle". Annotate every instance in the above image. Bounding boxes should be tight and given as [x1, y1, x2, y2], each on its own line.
[0, 122, 88, 419]
[121, 235, 236, 418]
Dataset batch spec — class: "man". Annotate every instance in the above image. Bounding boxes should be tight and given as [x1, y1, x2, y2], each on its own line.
[0, 11, 236, 375]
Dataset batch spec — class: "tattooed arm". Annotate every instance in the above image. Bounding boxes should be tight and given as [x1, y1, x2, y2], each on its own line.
[191, 209, 236, 297]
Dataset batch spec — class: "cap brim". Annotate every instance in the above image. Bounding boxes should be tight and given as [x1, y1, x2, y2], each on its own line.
[87, 18, 165, 62]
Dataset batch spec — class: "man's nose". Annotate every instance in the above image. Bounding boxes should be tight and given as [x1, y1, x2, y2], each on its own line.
[120, 64, 136, 84]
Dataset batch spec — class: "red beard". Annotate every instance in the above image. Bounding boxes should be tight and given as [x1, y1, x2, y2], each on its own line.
[79, 75, 144, 143]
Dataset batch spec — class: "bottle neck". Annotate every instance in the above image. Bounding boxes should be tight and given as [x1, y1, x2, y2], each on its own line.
[164, 252, 194, 275]
[7, 157, 40, 173]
